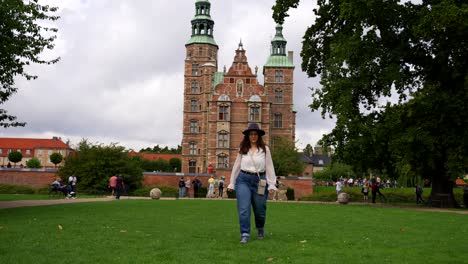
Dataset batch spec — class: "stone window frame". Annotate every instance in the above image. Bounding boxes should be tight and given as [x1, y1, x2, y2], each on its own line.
[274, 112, 283, 128]
[217, 130, 229, 148]
[192, 63, 199, 76]
[217, 153, 229, 169]
[274, 88, 284, 103]
[275, 70, 284, 83]
[191, 81, 199, 94]
[218, 103, 230, 121]
[189, 160, 197, 173]
[189, 142, 197, 155]
[189, 120, 198, 133]
[249, 104, 261, 122]
[190, 99, 199, 112]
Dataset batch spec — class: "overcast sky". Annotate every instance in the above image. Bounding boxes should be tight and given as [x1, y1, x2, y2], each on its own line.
[1, 0, 335, 151]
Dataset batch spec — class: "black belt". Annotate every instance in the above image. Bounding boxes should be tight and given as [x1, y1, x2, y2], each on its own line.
[241, 170, 265, 176]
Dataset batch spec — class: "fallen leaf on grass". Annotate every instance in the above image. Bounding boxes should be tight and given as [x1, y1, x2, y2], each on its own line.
[266, 257, 274, 262]
[58, 225, 63, 230]
[400, 228, 405, 232]
[120, 230, 127, 233]
[300, 240, 307, 243]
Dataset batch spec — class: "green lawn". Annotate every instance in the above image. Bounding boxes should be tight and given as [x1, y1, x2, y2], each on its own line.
[0, 200, 467, 264]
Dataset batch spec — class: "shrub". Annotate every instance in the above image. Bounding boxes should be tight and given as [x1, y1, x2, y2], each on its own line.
[0, 184, 35, 194]
[26, 157, 42, 168]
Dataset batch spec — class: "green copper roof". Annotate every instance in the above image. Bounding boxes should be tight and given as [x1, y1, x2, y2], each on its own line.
[264, 55, 294, 68]
[213, 72, 224, 87]
[272, 35, 287, 42]
[192, 14, 213, 21]
[196, 0, 209, 2]
[186, 35, 218, 46]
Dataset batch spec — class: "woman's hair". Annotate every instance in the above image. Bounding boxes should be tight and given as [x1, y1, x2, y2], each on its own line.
[239, 134, 266, 154]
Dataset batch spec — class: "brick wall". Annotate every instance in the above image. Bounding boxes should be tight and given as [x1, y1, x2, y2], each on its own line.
[0, 170, 313, 199]
[0, 168, 58, 188]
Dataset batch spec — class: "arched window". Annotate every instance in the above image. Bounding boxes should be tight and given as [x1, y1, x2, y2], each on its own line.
[274, 113, 283, 128]
[218, 131, 229, 148]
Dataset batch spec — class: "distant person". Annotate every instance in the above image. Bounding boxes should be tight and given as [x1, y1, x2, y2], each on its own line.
[51, 178, 68, 198]
[178, 176, 186, 198]
[218, 176, 225, 198]
[115, 175, 125, 199]
[68, 174, 77, 199]
[109, 175, 117, 196]
[335, 180, 343, 201]
[415, 184, 424, 204]
[371, 180, 385, 203]
[207, 176, 215, 198]
[192, 176, 201, 198]
[185, 177, 191, 198]
[361, 182, 369, 202]
[7, 162, 11, 168]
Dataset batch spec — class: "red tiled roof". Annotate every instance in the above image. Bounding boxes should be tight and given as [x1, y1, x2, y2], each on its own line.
[128, 151, 181, 161]
[0, 138, 72, 149]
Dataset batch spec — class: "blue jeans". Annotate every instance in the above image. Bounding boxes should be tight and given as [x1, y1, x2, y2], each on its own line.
[179, 187, 185, 198]
[235, 172, 268, 237]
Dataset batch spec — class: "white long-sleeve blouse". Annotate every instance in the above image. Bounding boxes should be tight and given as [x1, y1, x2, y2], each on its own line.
[227, 146, 277, 191]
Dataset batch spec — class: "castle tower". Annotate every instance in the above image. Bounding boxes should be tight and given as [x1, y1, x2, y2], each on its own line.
[182, 1, 296, 175]
[182, 0, 218, 173]
[263, 24, 296, 146]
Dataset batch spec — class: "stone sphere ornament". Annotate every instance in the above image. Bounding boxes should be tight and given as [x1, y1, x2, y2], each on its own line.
[150, 188, 162, 200]
[337, 192, 350, 204]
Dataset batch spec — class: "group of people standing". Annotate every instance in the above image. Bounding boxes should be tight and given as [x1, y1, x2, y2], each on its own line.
[177, 175, 226, 198]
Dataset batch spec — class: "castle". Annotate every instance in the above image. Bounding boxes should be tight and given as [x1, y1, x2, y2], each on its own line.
[181, 0, 296, 175]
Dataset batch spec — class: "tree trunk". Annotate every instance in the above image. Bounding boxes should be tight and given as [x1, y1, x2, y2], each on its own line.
[430, 175, 459, 208]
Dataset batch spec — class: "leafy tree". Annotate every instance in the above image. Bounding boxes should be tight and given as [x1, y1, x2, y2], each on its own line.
[58, 139, 143, 192]
[169, 158, 182, 172]
[49, 152, 63, 168]
[303, 144, 314, 157]
[271, 137, 305, 176]
[313, 162, 354, 182]
[139, 144, 182, 154]
[273, 0, 468, 207]
[8, 151, 22, 167]
[0, 1, 60, 127]
[26, 157, 41, 168]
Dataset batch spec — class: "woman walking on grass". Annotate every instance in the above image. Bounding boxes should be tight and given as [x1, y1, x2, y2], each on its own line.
[227, 123, 277, 244]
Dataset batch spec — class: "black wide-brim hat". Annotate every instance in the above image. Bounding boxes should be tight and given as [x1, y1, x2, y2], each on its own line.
[242, 123, 265, 136]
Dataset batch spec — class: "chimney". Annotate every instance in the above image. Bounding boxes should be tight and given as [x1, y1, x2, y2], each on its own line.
[288, 51, 293, 63]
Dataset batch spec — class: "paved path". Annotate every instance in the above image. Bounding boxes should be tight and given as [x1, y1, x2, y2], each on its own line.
[1, 197, 467, 215]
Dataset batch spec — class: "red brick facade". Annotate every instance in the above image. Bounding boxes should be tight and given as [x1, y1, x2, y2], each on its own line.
[182, 1, 296, 177]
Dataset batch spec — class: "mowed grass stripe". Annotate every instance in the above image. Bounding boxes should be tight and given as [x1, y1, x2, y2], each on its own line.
[0, 200, 466, 264]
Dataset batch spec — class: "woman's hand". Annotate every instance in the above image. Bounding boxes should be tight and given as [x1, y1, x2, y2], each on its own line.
[227, 188, 234, 192]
